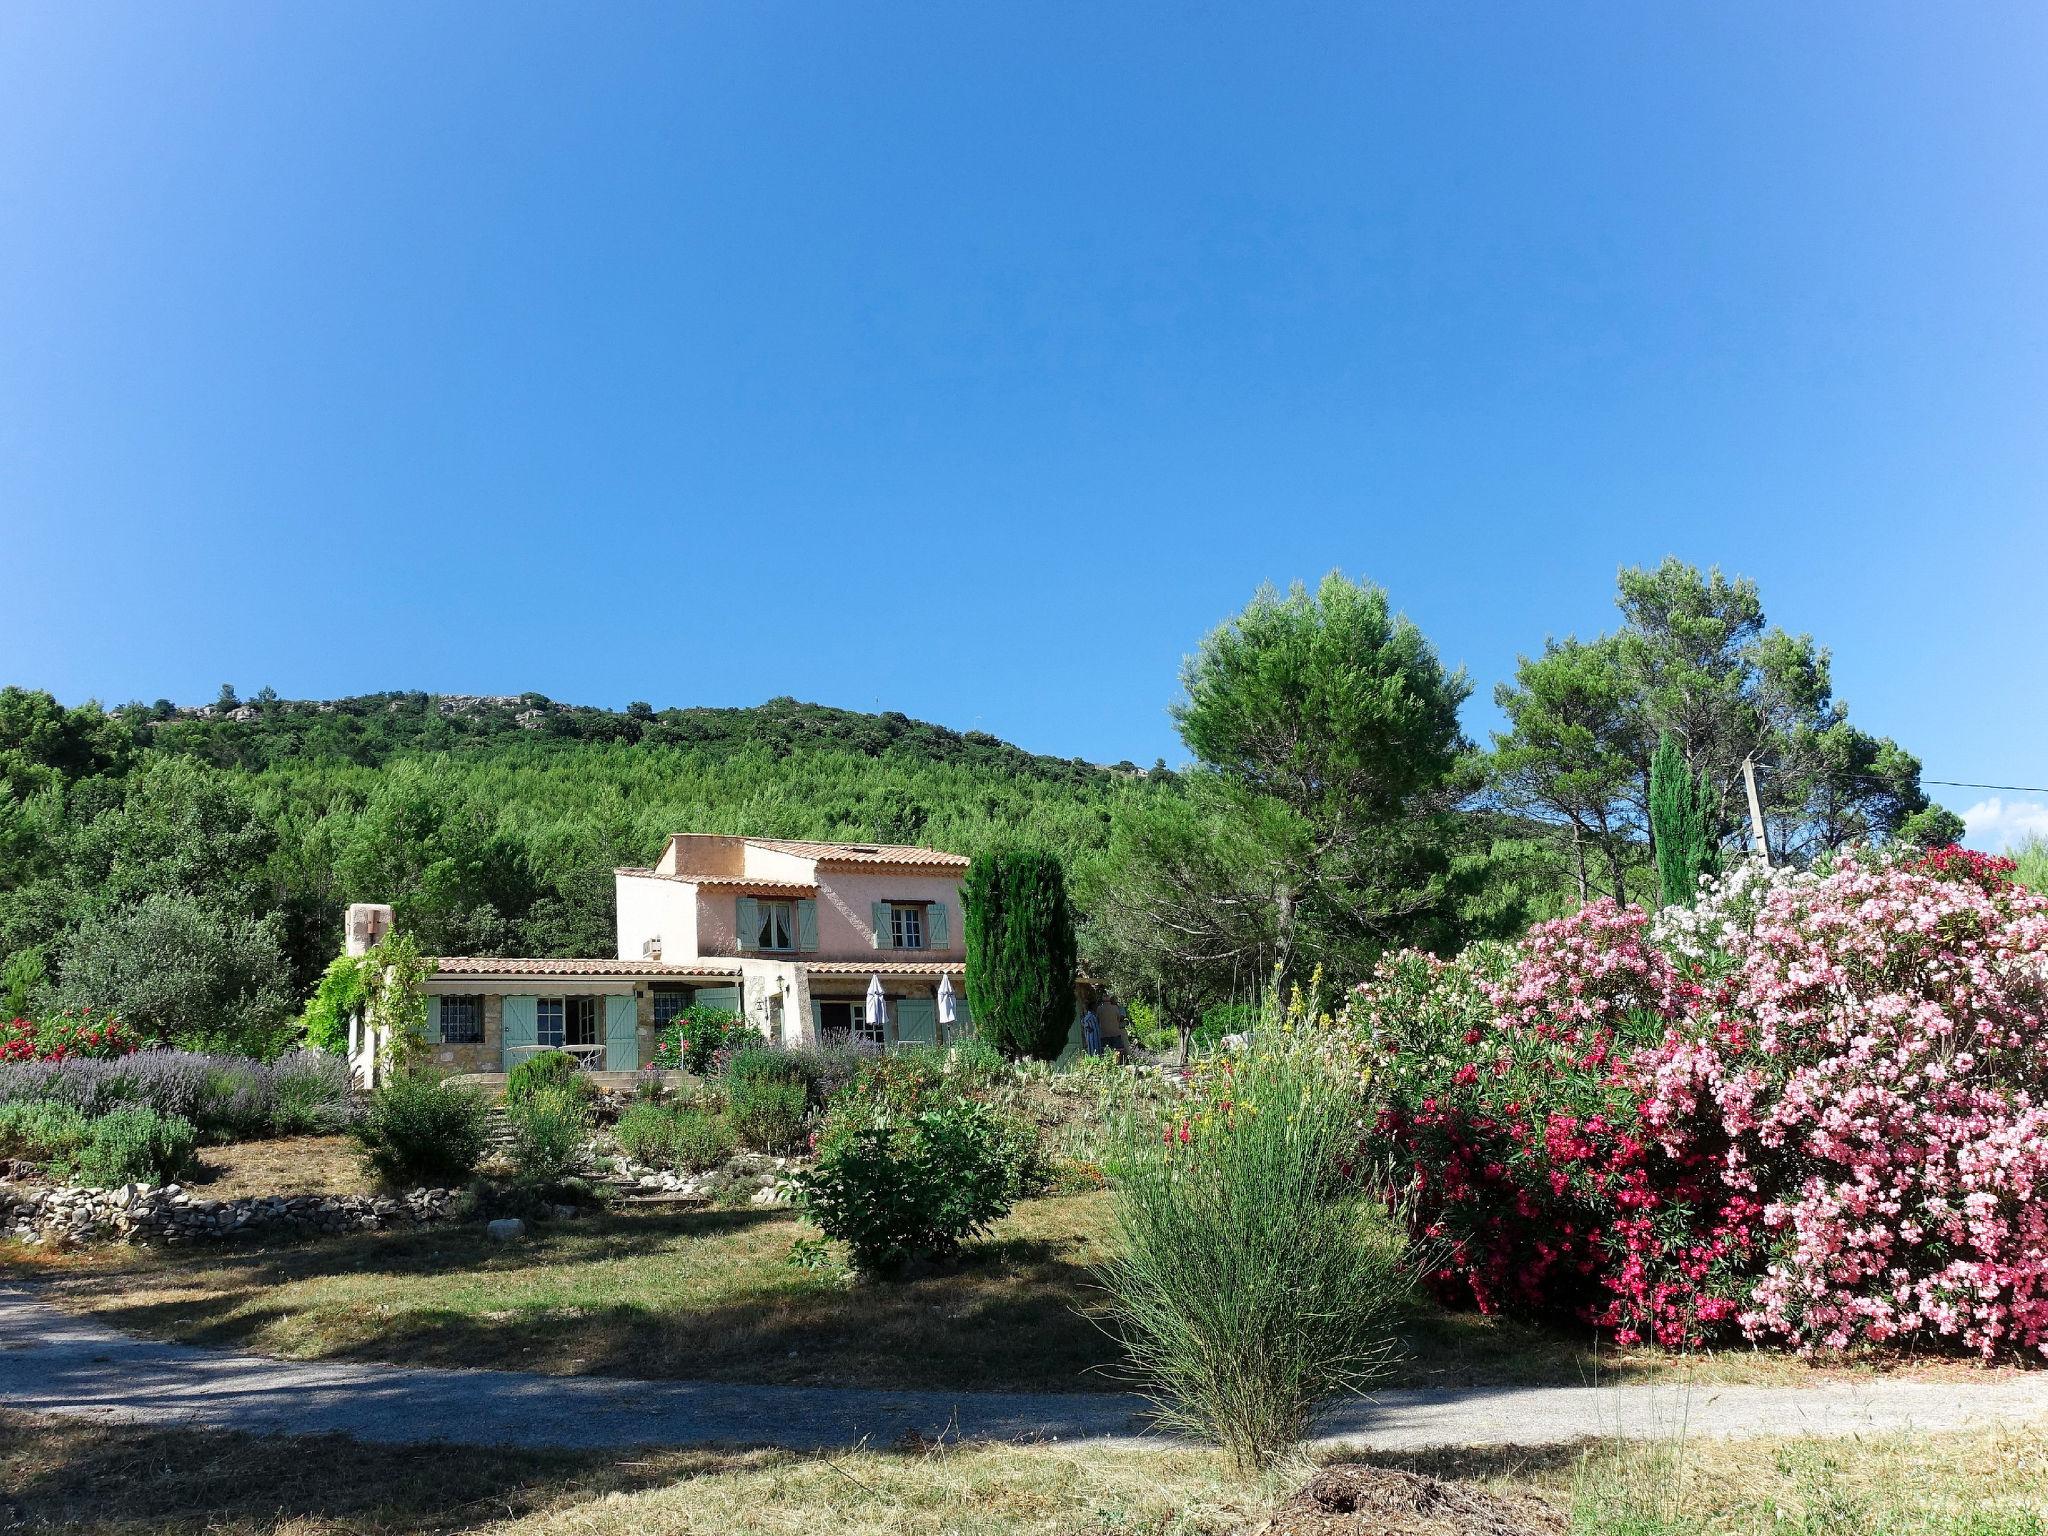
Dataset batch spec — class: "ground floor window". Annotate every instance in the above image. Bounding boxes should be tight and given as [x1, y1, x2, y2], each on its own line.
[437, 995, 484, 1045]
[536, 996, 600, 1053]
[817, 999, 884, 1049]
[566, 996, 599, 1048]
[651, 987, 690, 1028]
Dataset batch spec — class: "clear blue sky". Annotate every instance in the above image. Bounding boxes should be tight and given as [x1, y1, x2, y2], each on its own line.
[4, 5, 2044, 844]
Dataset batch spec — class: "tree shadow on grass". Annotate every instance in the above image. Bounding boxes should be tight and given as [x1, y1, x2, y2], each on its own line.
[0, 1407, 772, 1535]
[39, 1207, 1126, 1396]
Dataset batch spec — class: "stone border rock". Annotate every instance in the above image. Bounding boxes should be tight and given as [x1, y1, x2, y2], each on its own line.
[0, 1181, 460, 1246]
[602, 1149, 797, 1206]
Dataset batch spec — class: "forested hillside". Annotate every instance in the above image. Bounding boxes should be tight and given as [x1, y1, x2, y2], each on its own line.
[0, 688, 1150, 1052]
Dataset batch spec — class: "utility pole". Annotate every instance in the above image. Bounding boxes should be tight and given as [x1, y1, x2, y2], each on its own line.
[1741, 756, 1770, 865]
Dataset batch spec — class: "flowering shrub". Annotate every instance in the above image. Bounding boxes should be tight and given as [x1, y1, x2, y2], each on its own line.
[652, 1005, 759, 1074]
[0, 1009, 141, 1063]
[1640, 858, 2048, 1356]
[1357, 849, 2048, 1359]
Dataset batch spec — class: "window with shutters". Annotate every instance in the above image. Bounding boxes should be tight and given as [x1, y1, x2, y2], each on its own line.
[536, 997, 600, 1051]
[437, 995, 483, 1045]
[888, 903, 926, 950]
[651, 987, 690, 1027]
[748, 900, 796, 952]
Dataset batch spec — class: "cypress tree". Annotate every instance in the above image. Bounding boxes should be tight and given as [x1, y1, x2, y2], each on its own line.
[1649, 732, 1715, 907]
[961, 848, 1077, 1060]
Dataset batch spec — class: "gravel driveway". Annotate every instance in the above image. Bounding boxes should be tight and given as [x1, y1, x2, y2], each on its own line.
[7, 1284, 2048, 1452]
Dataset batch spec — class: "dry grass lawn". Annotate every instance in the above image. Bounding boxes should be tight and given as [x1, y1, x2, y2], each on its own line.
[6, 1177, 2019, 1394]
[184, 1134, 378, 1199]
[7, 1409, 2048, 1535]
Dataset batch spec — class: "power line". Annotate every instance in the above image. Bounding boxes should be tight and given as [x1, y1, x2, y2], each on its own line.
[1923, 780, 2048, 795]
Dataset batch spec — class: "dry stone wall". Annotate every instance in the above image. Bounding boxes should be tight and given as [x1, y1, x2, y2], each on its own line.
[1, 1181, 461, 1246]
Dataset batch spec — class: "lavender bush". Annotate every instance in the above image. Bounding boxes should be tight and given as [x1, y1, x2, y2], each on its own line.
[0, 1048, 349, 1142]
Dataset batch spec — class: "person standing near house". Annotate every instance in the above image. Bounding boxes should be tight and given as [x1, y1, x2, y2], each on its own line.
[1081, 999, 1103, 1056]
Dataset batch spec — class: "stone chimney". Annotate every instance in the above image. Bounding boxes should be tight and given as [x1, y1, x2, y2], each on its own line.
[344, 903, 395, 957]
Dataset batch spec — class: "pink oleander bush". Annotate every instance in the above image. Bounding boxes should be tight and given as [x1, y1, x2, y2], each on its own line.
[1356, 848, 2048, 1359]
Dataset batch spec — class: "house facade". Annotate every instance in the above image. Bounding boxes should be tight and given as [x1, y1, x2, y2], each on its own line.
[414, 835, 976, 1075]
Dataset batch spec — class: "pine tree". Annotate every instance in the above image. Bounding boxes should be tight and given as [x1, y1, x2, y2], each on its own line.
[1649, 732, 1715, 907]
[961, 849, 1077, 1060]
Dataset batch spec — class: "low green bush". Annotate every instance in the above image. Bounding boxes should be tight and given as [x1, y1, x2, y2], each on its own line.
[795, 1096, 1015, 1275]
[0, 1100, 91, 1163]
[727, 1075, 807, 1154]
[615, 1101, 736, 1173]
[194, 1062, 269, 1143]
[69, 1107, 198, 1187]
[352, 1071, 490, 1187]
[505, 1050, 595, 1108]
[505, 1082, 592, 1190]
[270, 1056, 348, 1135]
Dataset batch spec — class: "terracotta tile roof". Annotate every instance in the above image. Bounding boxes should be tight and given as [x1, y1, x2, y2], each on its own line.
[615, 869, 819, 895]
[803, 960, 966, 977]
[431, 957, 742, 979]
[746, 838, 970, 869]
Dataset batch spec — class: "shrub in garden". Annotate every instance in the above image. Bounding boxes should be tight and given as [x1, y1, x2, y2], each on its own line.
[652, 1005, 758, 1074]
[0, 1048, 349, 1139]
[0, 1100, 91, 1163]
[69, 1107, 198, 1187]
[615, 1101, 735, 1172]
[727, 1074, 808, 1154]
[795, 1096, 1015, 1275]
[195, 1061, 270, 1143]
[1, 1008, 141, 1063]
[267, 1051, 351, 1135]
[505, 1083, 593, 1190]
[1098, 1037, 1407, 1472]
[1640, 856, 2048, 1356]
[1360, 851, 2048, 1359]
[724, 1045, 819, 1101]
[352, 1071, 490, 1187]
[505, 1049, 595, 1107]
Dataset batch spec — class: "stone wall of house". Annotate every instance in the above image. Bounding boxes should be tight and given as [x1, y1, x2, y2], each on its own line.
[0, 1180, 461, 1246]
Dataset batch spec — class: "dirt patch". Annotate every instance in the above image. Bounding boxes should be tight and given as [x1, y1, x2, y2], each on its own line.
[187, 1137, 374, 1199]
[1244, 1464, 1564, 1536]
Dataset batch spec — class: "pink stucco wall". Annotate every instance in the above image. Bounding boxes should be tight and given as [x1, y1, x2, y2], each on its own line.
[694, 869, 964, 961]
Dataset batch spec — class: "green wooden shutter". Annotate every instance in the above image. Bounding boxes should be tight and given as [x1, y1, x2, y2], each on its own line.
[809, 998, 823, 1043]
[603, 994, 638, 1072]
[693, 985, 741, 1014]
[500, 995, 539, 1070]
[735, 897, 758, 951]
[796, 898, 819, 952]
[425, 996, 440, 1044]
[897, 997, 937, 1046]
[871, 901, 889, 948]
[926, 902, 949, 948]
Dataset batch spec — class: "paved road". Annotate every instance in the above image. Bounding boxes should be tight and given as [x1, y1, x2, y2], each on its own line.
[6, 1284, 2048, 1452]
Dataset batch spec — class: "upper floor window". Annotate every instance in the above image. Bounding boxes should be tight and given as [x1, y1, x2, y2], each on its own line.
[750, 899, 795, 952]
[890, 903, 925, 950]
[437, 995, 483, 1045]
[874, 899, 948, 949]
